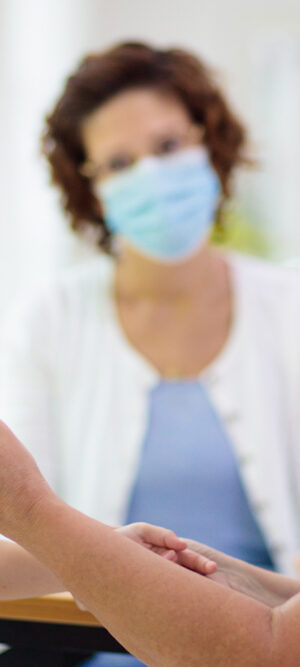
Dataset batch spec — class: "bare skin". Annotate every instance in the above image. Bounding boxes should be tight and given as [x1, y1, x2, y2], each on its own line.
[81, 87, 232, 378]
[113, 243, 231, 377]
[0, 526, 215, 601]
[1, 422, 300, 667]
[185, 540, 300, 609]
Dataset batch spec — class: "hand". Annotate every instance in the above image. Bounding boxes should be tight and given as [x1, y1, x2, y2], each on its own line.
[183, 539, 279, 602]
[117, 523, 217, 576]
[0, 421, 53, 540]
[183, 539, 240, 588]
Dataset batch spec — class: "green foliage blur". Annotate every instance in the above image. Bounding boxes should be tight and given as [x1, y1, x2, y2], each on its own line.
[211, 204, 270, 257]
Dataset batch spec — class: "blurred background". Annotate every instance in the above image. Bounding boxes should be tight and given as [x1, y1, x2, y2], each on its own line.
[0, 0, 299, 319]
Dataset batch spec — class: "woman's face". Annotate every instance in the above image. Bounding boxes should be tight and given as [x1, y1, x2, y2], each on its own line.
[80, 87, 203, 184]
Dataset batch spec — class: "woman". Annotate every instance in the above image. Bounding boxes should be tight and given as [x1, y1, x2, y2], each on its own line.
[0, 420, 300, 667]
[1, 41, 300, 666]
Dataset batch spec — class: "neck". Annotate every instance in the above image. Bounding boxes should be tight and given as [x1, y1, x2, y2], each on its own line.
[114, 241, 223, 302]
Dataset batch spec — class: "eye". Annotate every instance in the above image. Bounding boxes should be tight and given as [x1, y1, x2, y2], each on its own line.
[155, 136, 184, 155]
[107, 154, 134, 173]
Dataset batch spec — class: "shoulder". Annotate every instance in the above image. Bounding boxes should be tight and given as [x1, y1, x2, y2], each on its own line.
[55, 255, 113, 293]
[1, 257, 114, 346]
[227, 251, 300, 366]
[42, 256, 114, 311]
[7, 257, 113, 319]
[228, 251, 300, 314]
[229, 251, 300, 292]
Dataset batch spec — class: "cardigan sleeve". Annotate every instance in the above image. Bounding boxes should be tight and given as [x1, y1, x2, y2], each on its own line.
[0, 290, 62, 493]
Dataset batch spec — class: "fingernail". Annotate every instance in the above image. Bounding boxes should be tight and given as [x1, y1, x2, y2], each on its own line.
[206, 561, 217, 572]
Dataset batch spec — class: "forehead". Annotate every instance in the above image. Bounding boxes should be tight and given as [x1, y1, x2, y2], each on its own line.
[80, 87, 192, 158]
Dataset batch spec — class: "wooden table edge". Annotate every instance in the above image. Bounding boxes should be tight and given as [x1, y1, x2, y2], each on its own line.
[0, 593, 100, 627]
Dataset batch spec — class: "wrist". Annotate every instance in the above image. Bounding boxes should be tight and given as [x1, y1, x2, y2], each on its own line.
[226, 561, 284, 608]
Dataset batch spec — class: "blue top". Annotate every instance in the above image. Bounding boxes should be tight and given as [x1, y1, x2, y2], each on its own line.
[81, 380, 274, 667]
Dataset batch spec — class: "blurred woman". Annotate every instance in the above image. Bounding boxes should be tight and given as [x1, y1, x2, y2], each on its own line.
[1, 41, 300, 666]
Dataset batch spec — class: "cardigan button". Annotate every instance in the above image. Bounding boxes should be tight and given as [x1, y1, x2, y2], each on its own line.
[203, 372, 219, 386]
[239, 454, 253, 466]
[253, 501, 268, 513]
[223, 411, 239, 423]
[272, 543, 285, 554]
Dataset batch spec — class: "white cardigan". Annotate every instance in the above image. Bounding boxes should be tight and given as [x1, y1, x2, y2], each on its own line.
[1, 252, 300, 575]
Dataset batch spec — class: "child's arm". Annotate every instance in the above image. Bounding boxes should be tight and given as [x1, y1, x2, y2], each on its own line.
[0, 526, 216, 601]
[0, 539, 65, 599]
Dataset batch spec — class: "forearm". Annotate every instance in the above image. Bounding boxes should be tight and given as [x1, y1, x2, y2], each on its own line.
[7, 496, 276, 667]
[0, 540, 65, 599]
[185, 540, 300, 607]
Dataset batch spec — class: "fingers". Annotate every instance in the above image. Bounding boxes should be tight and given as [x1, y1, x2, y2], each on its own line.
[183, 539, 218, 563]
[161, 549, 178, 562]
[135, 523, 187, 551]
[121, 524, 217, 575]
[149, 545, 216, 575]
[178, 549, 217, 574]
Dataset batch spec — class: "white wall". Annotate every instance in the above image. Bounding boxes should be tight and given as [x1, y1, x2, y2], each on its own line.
[0, 0, 299, 316]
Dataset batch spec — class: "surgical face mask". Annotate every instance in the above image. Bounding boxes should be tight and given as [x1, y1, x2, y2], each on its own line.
[96, 146, 221, 262]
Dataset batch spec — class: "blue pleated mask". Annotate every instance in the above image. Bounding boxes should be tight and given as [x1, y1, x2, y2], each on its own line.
[96, 146, 221, 262]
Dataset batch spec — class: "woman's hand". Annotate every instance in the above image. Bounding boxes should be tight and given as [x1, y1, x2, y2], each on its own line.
[183, 539, 300, 608]
[183, 539, 260, 593]
[117, 523, 217, 575]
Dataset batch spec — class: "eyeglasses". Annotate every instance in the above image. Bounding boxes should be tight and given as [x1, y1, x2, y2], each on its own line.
[80, 123, 204, 184]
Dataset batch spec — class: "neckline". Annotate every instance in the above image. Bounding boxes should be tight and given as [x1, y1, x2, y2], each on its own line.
[107, 250, 242, 386]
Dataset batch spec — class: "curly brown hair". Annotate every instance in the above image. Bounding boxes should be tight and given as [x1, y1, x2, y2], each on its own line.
[42, 41, 250, 253]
